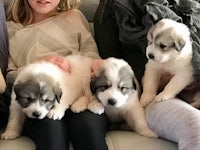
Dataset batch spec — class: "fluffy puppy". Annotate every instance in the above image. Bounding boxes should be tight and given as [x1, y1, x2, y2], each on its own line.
[1, 55, 104, 140]
[140, 19, 199, 107]
[0, 69, 6, 93]
[90, 57, 157, 138]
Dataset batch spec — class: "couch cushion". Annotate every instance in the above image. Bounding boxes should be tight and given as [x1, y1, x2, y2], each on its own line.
[106, 131, 177, 150]
[0, 130, 178, 150]
[0, 135, 35, 150]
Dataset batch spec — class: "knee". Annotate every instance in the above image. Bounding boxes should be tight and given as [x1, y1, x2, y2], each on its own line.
[178, 110, 200, 150]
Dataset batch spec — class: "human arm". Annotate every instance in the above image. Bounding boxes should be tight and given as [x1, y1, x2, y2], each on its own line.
[75, 10, 100, 59]
[0, 0, 9, 76]
[6, 57, 19, 87]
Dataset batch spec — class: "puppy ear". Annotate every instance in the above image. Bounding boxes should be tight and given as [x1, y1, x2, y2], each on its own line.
[132, 77, 141, 96]
[54, 86, 62, 103]
[147, 25, 155, 41]
[13, 83, 22, 100]
[90, 59, 104, 77]
[173, 34, 186, 51]
[90, 78, 96, 94]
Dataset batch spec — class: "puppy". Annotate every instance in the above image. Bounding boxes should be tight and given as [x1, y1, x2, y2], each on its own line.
[140, 19, 199, 107]
[90, 57, 157, 138]
[0, 69, 6, 93]
[1, 55, 104, 140]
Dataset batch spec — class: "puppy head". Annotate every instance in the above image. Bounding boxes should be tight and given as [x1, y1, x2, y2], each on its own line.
[146, 19, 191, 63]
[13, 74, 62, 119]
[90, 57, 140, 108]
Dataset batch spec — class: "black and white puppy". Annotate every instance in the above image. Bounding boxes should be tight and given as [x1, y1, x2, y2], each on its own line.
[90, 57, 157, 138]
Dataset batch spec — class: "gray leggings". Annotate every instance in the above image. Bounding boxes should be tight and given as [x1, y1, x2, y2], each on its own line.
[146, 99, 200, 150]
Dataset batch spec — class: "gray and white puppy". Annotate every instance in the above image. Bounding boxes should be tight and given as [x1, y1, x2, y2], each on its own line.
[90, 57, 157, 138]
[140, 19, 199, 107]
[13, 74, 62, 119]
[1, 61, 64, 140]
[1, 55, 104, 140]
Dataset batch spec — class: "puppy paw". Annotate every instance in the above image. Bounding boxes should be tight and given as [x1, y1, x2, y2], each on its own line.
[154, 92, 174, 103]
[140, 94, 155, 107]
[88, 101, 104, 115]
[137, 128, 158, 138]
[70, 96, 89, 113]
[1, 130, 20, 140]
[47, 108, 65, 120]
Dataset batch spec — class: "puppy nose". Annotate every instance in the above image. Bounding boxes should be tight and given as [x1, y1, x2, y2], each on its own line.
[148, 53, 154, 60]
[108, 98, 116, 105]
[32, 111, 41, 118]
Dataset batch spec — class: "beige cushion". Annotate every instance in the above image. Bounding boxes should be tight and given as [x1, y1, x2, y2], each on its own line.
[0, 130, 177, 150]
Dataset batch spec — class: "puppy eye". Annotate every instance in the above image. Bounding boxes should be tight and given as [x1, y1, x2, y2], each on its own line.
[26, 97, 33, 101]
[160, 44, 166, 49]
[43, 99, 50, 103]
[147, 40, 152, 45]
[98, 84, 110, 91]
[120, 86, 129, 93]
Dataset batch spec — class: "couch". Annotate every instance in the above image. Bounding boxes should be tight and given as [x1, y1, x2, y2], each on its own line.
[0, 0, 178, 150]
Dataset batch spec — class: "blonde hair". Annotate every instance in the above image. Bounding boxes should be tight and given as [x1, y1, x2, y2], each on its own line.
[6, 0, 81, 25]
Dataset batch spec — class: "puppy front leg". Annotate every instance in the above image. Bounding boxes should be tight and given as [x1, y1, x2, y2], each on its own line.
[47, 99, 69, 120]
[47, 91, 74, 120]
[140, 65, 160, 107]
[1, 100, 26, 140]
[70, 96, 89, 113]
[87, 96, 104, 115]
[84, 86, 104, 115]
[126, 102, 157, 138]
[155, 72, 193, 102]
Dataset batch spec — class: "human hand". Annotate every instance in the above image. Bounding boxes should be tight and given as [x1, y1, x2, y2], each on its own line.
[40, 56, 71, 73]
[90, 59, 104, 77]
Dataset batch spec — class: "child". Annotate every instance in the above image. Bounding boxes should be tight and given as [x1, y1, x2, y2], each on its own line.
[6, 0, 108, 150]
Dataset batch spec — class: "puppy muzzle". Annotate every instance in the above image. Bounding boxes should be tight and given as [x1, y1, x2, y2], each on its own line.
[147, 53, 155, 60]
[107, 98, 117, 106]
[32, 111, 41, 118]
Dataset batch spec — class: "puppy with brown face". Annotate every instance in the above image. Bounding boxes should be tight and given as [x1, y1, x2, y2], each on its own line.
[140, 19, 197, 107]
[89, 57, 157, 138]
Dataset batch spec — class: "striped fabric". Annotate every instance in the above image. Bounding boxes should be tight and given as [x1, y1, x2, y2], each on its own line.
[6, 9, 99, 82]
